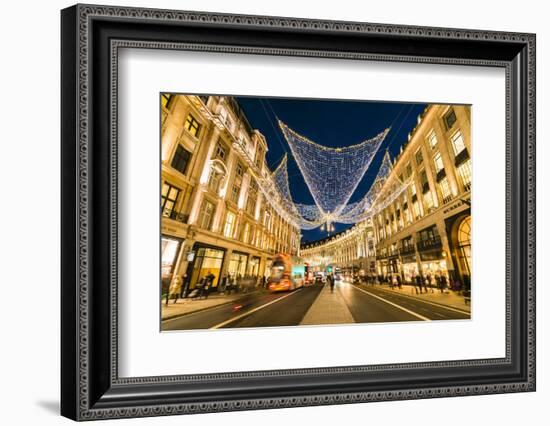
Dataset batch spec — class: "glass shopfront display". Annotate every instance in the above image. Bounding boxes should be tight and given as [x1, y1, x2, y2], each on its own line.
[420, 259, 449, 280]
[228, 252, 248, 280]
[402, 262, 419, 283]
[247, 256, 261, 277]
[161, 237, 182, 280]
[189, 246, 225, 290]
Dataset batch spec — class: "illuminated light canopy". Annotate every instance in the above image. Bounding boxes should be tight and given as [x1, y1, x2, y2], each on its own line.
[279, 120, 389, 218]
[254, 125, 409, 233]
[337, 151, 409, 224]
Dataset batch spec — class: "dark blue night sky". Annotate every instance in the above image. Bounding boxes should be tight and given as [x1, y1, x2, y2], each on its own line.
[235, 96, 427, 243]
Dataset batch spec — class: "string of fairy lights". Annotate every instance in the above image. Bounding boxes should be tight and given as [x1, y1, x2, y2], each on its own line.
[252, 117, 412, 234]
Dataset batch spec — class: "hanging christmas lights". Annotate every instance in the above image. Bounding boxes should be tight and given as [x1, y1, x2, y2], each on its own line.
[278, 120, 389, 220]
[251, 121, 410, 234]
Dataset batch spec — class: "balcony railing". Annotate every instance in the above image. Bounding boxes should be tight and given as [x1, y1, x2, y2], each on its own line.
[416, 236, 442, 252]
[162, 209, 189, 224]
[416, 236, 443, 251]
[375, 252, 388, 260]
[400, 244, 416, 256]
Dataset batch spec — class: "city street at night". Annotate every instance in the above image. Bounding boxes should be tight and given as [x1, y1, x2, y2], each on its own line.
[160, 95, 472, 331]
[161, 281, 470, 331]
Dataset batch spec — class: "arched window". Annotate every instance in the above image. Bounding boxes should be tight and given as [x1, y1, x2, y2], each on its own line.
[457, 216, 471, 276]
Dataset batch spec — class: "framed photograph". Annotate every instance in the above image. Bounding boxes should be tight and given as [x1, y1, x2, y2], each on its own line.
[61, 4, 536, 420]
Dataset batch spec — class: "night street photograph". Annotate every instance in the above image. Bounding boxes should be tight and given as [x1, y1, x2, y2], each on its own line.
[160, 94, 472, 331]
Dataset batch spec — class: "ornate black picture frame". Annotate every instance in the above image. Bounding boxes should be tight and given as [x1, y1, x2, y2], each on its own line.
[61, 4, 536, 420]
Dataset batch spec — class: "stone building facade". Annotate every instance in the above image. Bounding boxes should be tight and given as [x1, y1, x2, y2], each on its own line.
[301, 104, 472, 287]
[161, 94, 301, 293]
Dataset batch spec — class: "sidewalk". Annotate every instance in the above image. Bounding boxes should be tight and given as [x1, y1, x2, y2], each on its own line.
[300, 284, 355, 325]
[356, 283, 471, 313]
[161, 291, 262, 321]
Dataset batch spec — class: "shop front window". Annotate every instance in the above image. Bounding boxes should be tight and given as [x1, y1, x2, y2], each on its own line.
[161, 237, 181, 279]
[420, 260, 448, 281]
[189, 247, 225, 290]
[228, 252, 248, 280]
[247, 256, 261, 277]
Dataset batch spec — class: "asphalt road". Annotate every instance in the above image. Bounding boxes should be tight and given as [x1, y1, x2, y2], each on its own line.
[162, 281, 469, 331]
[342, 284, 470, 322]
[162, 284, 324, 331]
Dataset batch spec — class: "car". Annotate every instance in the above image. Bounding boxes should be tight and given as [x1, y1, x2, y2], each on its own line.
[314, 275, 324, 284]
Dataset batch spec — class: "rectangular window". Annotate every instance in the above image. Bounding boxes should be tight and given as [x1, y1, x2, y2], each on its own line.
[214, 142, 227, 162]
[404, 205, 412, 223]
[433, 151, 444, 173]
[171, 144, 192, 175]
[161, 93, 173, 109]
[419, 225, 439, 241]
[457, 158, 472, 191]
[415, 148, 423, 166]
[246, 196, 255, 215]
[427, 130, 438, 149]
[451, 131, 467, 156]
[208, 169, 222, 193]
[406, 163, 412, 178]
[198, 199, 215, 230]
[230, 184, 240, 203]
[223, 211, 236, 238]
[420, 170, 430, 193]
[184, 113, 201, 137]
[235, 162, 244, 177]
[439, 177, 452, 203]
[242, 222, 251, 244]
[413, 201, 421, 218]
[161, 182, 180, 217]
[444, 108, 457, 130]
[424, 191, 434, 211]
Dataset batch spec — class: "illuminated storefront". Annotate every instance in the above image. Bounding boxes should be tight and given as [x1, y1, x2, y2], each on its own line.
[401, 259, 419, 283]
[188, 245, 226, 290]
[420, 259, 449, 279]
[247, 256, 261, 277]
[161, 236, 183, 287]
[227, 251, 248, 279]
[457, 216, 471, 278]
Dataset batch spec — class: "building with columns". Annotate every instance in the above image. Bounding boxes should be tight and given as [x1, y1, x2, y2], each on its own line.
[301, 104, 472, 288]
[161, 94, 301, 293]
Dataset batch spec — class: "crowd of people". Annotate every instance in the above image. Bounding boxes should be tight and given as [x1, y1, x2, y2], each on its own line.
[350, 272, 471, 299]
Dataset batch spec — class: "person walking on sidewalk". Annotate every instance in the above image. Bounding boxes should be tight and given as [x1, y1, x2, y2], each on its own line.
[436, 274, 443, 293]
[166, 274, 182, 305]
[421, 274, 428, 294]
[328, 273, 335, 293]
[441, 275, 448, 293]
[414, 274, 422, 294]
[426, 274, 435, 293]
[203, 271, 215, 299]
[220, 274, 228, 294]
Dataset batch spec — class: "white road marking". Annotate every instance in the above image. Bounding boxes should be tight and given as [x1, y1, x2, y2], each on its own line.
[364, 286, 471, 316]
[351, 285, 431, 321]
[210, 290, 300, 329]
